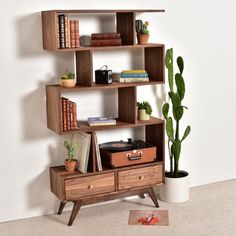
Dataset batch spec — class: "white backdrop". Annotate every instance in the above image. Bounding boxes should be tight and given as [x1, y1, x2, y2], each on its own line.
[0, 0, 236, 222]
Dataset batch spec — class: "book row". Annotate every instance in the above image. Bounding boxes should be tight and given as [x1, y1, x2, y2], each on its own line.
[57, 14, 80, 49]
[61, 97, 79, 131]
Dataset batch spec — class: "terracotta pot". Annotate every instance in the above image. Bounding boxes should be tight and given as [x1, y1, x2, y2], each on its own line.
[137, 34, 149, 45]
[59, 79, 76, 88]
[138, 109, 150, 121]
[64, 159, 77, 172]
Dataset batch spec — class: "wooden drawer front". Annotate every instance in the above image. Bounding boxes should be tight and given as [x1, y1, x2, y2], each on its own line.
[118, 165, 162, 190]
[65, 173, 115, 200]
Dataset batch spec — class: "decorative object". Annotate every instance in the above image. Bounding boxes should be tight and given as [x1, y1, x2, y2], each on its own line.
[137, 101, 152, 120]
[95, 65, 112, 84]
[160, 48, 191, 203]
[59, 71, 76, 87]
[135, 19, 150, 44]
[64, 139, 77, 172]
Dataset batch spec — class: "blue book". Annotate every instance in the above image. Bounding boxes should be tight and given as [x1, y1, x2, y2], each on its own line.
[121, 73, 148, 78]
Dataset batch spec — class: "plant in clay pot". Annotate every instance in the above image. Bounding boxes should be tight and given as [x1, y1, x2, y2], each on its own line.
[64, 139, 77, 172]
[160, 48, 191, 203]
[59, 71, 76, 87]
[135, 19, 150, 45]
[137, 101, 152, 120]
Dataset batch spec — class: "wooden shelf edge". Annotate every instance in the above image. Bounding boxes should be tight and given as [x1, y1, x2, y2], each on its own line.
[46, 80, 164, 92]
[43, 43, 165, 52]
[47, 117, 164, 135]
[42, 9, 165, 14]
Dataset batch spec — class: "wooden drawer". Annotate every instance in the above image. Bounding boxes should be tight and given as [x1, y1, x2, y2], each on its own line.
[65, 173, 115, 200]
[118, 165, 162, 190]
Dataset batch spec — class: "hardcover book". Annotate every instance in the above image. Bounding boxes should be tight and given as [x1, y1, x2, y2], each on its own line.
[91, 32, 121, 39]
[90, 38, 121, 46]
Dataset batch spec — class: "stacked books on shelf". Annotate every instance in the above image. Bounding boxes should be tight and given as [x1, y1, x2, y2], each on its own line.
[57, 14, 80, 49]
[87, 117, 116, 126]
[61, 97, 79, 131]
[113, 70, 149, 83]
[90, 33, 122, 46]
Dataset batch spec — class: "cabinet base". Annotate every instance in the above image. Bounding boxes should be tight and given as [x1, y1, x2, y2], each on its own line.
[58, 186, 159, 226]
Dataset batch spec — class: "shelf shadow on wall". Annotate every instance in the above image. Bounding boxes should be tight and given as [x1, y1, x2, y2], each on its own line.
[151, 84, 165, 118]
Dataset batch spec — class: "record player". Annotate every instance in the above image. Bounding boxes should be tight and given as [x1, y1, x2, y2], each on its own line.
[99, 139, 157, 168]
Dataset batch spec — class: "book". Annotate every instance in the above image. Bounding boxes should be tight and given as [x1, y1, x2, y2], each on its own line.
[128, 210, 169, 226]
[121, 73, 148, 78]
[58, 14, 66, 49]
[90, 38, 122, 46]
[113, 77, 149, 83]
[91, 32, 121, 39]
[74, 20, 80, 47]
[74, 133, 91, 173]
[70, 20, 76, 48]
[94, 132, 102, 171]
[121, 70, 147, 74]
[88, 117, 116, 126]
[64, 15, 70, 48]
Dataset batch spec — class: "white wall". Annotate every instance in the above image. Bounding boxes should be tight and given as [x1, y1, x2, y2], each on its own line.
[0, 0, 236, 222]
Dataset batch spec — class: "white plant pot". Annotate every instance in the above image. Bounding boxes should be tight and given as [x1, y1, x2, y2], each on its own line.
[159, 171, 189, 203]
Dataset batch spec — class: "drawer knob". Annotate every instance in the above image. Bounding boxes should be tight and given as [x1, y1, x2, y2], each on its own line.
[88, 185, 94, 189]
[139, 176, 144, 180]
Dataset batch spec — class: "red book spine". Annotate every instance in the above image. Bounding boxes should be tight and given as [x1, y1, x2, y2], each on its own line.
[60, 98, 63, 131]
[74, 20, 80, 47]
[67, 100, 71, 130]
[91, 33, 120, 39]
[62, 98, 68, 131]
[72, 102, 78, 129]
[70, 20, 76, 48]
[90, 38, 122, 46]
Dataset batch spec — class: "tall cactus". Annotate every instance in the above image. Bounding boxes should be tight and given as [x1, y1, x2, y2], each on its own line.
[135, 20, 143, 34]
[162, 48, 191, 178]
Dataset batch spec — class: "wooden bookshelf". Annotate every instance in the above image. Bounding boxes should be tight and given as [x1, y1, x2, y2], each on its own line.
[42, 9, 165, 226]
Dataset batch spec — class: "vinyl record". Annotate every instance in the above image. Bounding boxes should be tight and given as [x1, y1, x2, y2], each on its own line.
[99, 141, 134, 152]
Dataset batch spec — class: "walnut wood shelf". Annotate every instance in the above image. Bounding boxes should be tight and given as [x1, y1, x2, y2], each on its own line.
[42, 8, 166, 226]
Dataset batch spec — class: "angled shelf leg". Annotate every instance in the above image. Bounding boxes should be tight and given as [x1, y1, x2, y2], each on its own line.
[57, 201, 66, 215]
[68, 200, 82, 226]
[148, 187, 159, 208]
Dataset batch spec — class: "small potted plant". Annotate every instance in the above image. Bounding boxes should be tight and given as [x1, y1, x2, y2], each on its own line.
[59, 71, 76, 88]
[137, 101, 152, 120]
[135, 19, 150, 45]
[64, 139, 77, 172]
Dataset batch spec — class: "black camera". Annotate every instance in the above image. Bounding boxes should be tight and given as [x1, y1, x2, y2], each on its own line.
[95, 65, 112, 84]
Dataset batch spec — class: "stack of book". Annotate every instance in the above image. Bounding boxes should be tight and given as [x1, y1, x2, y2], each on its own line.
[90, 33, 122, 46]
[113, 70, 149, 83]
[61, 97, 79, 131]
[57, 14, 80, 49]
[87, 117, 116, 126]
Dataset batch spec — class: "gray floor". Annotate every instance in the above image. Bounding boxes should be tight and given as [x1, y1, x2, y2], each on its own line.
[1, 179, 236, 236]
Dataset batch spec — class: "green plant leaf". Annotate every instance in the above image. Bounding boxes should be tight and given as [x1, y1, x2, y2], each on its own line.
[162, 103, 169, 119]
[165, 48, 174, 92]
[173, 139, 181, 161]
[181, 126, 191, 142]
[173, 106, 184, 121]
[169, 92, 181, 107]
[177, 56, 184, 75]
[166, 117, 174, 142]
[175, 73, 185, 100]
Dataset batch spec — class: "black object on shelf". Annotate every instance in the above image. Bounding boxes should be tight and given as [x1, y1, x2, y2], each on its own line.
[95, 65, 112, 84]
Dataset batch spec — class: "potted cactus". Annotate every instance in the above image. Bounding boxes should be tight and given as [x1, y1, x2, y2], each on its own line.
[64, 139, 77, 172]
[135, 19, 150, 44]
[160, 48, 191, 203]
[59, 71, 76, 88]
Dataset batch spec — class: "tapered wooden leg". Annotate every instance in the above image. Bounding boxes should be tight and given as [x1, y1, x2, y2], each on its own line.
[139, 193, 145, 198]
[68, 200, 82, 226]
[148, 187, 159, 208]
[58, 201, 66, 215]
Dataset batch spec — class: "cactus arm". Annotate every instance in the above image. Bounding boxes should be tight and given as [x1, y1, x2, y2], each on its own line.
[181, 126, 191, 142]
[165, 48, 174, 93]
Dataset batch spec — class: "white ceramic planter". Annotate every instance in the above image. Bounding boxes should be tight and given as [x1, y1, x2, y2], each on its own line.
[138, 109, 150, 120]
[159, 171, 189, 203]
